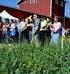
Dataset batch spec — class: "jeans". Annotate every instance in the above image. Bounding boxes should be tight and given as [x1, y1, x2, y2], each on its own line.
[50, 32, 60, 43]
[29, 30, 32, 43]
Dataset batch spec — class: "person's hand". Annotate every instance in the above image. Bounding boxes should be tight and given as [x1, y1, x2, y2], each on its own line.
[50, 27, 55, 32]
[40, 28, 43, 31]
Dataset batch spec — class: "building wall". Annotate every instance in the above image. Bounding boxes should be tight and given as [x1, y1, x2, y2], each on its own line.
[19, 0, 70, 29]
[19, 0, 51, 17]
[52, 0, 65, 17]
[65, 18, 70, 29]
[19, 0, 65, 17]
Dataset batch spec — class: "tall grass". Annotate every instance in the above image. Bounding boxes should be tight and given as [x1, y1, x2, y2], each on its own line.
[0, 38, 70, 74]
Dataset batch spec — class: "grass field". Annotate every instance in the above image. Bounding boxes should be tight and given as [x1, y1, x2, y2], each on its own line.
[0, 37, 70, 74]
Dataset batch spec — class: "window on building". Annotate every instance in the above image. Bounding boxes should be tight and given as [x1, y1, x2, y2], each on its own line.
[55, 0, 58, 4]
[30, 0, 37, 4]
[61, 1, 63, 7]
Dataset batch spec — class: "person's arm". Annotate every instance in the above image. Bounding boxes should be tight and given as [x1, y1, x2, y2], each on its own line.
[50, 23, 55, 32]
[27, 23, 33, 27]
[50, 27, 55, 31]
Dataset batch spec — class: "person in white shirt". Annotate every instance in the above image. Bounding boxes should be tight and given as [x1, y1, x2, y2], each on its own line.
[50, 16, 62, 43]
[17, 19, 26, 43]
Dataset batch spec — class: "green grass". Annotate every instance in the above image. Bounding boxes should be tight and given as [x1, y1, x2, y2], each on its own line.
[0, 38, 70, 74]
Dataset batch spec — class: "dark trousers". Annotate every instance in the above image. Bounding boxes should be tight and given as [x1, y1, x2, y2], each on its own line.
[39, 30, 46, 42]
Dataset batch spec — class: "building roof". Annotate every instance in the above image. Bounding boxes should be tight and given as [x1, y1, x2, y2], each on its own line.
[17, 0, 24, 4]
[0, 4, 31, 19]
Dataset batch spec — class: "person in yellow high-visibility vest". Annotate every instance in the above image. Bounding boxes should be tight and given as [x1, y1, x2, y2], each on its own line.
[39, 17, 48, 44]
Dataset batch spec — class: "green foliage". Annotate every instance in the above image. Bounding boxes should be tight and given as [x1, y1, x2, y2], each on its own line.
[0, 39, 70, 74]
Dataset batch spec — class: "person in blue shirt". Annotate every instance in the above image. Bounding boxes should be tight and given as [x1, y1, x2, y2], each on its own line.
[32, 14, 40, 45]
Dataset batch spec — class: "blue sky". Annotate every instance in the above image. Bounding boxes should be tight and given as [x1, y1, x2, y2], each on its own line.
[0, 0, 70, 18]
[65, 0, 70, 18]
[0, 0, 18, 8]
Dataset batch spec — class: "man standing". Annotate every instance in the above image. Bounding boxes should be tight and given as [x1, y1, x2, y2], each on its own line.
[50, 16, 62, 43]
[32, 14, 40, 45]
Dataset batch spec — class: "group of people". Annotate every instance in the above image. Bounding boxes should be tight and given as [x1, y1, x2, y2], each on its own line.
[0, 14, 63, 45]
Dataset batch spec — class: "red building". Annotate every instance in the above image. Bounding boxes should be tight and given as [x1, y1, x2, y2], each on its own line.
[17, 0, 66, 27]
[18, 0, 65, 17]
[18, 0, 52, 17]
[0, 1, 70, 28]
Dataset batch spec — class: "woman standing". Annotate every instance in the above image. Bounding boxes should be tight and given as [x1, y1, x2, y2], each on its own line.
[50, 16, 62, 43]
[10, 20, 17, 43]
[2, 19, 10, 43]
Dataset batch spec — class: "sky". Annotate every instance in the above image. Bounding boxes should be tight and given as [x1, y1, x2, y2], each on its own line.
[0, 0, 18, 8]
[65, 0, 70, 18]
[0, 0, 70, 18]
